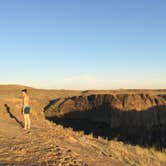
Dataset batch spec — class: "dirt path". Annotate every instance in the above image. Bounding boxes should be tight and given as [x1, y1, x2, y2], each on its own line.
[0, 115, 86, 165]
[0, 112, 123, 166]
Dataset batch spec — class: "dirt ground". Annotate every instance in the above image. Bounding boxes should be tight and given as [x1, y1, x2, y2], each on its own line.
[0, 111, 123, 166]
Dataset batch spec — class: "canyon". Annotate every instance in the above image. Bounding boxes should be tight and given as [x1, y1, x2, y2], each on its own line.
[45, 93, 166, 148]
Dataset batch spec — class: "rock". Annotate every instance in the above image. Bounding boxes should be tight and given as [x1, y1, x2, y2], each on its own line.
[45, 94, 166, 148]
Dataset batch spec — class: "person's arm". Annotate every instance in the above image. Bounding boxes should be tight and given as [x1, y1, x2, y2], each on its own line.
[21, 97, 24, 114]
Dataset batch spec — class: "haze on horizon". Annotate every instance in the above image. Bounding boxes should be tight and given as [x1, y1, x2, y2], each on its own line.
[0, 0, 165, 90]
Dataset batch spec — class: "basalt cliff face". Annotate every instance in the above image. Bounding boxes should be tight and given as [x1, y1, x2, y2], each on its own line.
[45, 94, 166, 147]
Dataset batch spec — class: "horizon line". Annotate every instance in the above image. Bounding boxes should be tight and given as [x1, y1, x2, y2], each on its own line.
[0, 84, 166, 91]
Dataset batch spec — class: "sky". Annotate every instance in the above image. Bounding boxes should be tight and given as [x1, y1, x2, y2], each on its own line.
[0, 0, 165, 89]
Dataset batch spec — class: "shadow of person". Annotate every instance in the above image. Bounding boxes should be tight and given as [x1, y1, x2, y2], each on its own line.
[4, 104, 24, 128]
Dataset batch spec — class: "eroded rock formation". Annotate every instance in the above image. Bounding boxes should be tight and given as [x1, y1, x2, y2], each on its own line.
[44, 94, 166, 148]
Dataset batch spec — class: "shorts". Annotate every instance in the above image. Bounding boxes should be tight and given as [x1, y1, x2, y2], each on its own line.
[24, 106, 31, 114]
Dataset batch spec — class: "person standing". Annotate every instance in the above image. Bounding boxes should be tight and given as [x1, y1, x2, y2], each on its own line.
[21, 89, 31, 130]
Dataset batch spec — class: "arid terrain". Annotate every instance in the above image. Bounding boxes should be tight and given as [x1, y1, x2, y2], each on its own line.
[0, 85, 166, 166]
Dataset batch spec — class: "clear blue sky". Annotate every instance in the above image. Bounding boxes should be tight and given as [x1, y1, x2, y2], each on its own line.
[0, 0, 165, 89]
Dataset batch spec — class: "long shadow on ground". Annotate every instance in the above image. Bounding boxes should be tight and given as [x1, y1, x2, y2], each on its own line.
[4, 104, 24, 128]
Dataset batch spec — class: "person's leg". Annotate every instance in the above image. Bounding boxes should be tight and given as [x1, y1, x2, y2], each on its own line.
[27, 114, 31, 129]
[24, 114, 28, 130]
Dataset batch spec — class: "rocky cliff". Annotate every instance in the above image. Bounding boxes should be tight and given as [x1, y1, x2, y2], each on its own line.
[44, 94, 166, 148]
